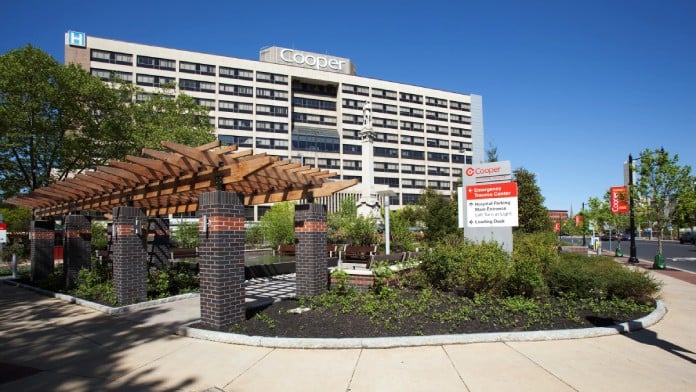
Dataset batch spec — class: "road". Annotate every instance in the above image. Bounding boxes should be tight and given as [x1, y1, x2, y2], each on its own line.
[561, 236, 696, 273]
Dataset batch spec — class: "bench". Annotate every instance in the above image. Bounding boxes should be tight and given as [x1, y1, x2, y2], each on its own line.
[170, 247, 198, 261]
[277, 244, 295, 256]
[341, 245, 377, 262]
[366, 252, 407, 269]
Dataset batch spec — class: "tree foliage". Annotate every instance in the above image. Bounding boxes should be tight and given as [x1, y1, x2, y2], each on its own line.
[0, 45, 132, 196]
[327, 197, 379, 245]
[259, 202, 295, 248]
[514, 168, 551, 233]
[418, 188, 458, 243]
[634, 148, 694, 254]
[0, 45, 214, 199]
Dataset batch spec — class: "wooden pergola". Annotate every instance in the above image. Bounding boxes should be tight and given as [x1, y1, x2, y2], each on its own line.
[5, 141, 358, 218]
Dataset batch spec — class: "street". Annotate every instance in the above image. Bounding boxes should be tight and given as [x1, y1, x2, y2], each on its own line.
[561, 236, 696, 273]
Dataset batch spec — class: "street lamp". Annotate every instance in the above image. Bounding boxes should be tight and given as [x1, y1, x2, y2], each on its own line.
[628, 153, 639, 263]
[581, 202, 586, 246]
[377, 190, 396, 255]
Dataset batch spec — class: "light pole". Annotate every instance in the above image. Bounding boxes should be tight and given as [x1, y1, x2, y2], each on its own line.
[581, 202, 586, 246]
[628, 153, 639, 263]
[377, 190, 396, 255]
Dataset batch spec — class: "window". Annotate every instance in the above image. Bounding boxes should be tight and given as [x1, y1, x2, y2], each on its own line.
[372, 117, 397, 129]
[343, 129, 360, 140]
[341, 98, 365, 110]
[342, 160, 362, 170]
[401, 164, 425, 174]
[375, 177, 399, 187]
[91, 68, 132, 82]
[317, 158, 341, 169]
[218, 118, 252, 130]
[426, 97, 448, 107]
[450, 100, 471, 112]
[451, 114, 472, 124]
[136, 55, 175, 71]
[257, 88, 288, 101]
[293, 113, 336, 125]
[179, 61, 215, 76]
[399, 92, 423, 103]
[256, 71, 288, 84]
[342, 83, 369, 96]
[428, 166, 450, 176]
[428, 152, 449, 162]
[179, 78, 215, 93]
[343, 144, 362, 155]
[427, 138, 449, 149]
[400, 106, 423, 118]
[372, 88, 397, 100]
[401, 149, 425, 160]
[451, 127, 472, 137]
[375, 147, 398, 158]
[194, 98, 215, 109]
[292, 97, 336, 110]
[400, 135, 424, 146]
[219, 66, 253, 80]
[256, 138, 288, 150]
[342, 114, 361, 125]
[135, 74, 174, 87]
[218, 134, 252, 147]
[91, 49, 132, 65]
[292, 80, 337, 96]
[400, 121, 424, 132]
[403, 193, 421, 204]
[292, 132, 340, 152]
[426, 124, 449, 135]
[375, 162, 399, 173]
[256, 121, 288, 133]
[220, 83, 253, 97]
[451, 141, 472, 151]
[426, 110, 448, 121]
[257, 104, 288, 117]
[219, 100, 253, 113]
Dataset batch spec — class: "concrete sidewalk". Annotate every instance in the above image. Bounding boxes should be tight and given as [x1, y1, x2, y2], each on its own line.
[1, 267, 695, 391]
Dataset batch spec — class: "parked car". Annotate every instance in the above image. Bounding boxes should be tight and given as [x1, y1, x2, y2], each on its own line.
[679, 231, 696, 244]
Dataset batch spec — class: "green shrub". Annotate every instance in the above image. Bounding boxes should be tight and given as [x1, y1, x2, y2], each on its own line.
[90, 220, 109, 251]
[172, 221, 199, 248]
[546, 254, 661, 302]
[419, 242, 468, 290]
[72, 261, 117, 305]
[507, 232, 559, 297]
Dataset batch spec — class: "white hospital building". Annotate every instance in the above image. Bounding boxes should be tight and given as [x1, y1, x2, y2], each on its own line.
[64, 31, 484, 216]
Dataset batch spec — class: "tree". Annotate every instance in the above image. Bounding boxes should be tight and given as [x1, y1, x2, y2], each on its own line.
[258, 202, 295, 248]
[327, 197, 378, 246]
[514, 168, 551, 233]
[0, 46, 215, 199]
[634, 148, 694, 255]
[418, 187, 458, 243]
[486, 142, 499, 162]
[0, 45, 133, 197]
[121, 83, 214, 153]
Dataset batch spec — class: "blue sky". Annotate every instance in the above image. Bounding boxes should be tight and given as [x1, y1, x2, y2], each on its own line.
[2, 0, 694, 212]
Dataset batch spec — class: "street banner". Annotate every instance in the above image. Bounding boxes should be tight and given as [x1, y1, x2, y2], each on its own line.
[610, 186, 629, 214]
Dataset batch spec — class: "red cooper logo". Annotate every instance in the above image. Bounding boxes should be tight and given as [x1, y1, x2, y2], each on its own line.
[465, 166, 501, 176]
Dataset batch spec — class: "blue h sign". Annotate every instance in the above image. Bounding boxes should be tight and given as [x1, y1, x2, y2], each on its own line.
[67, 31, 86, 47]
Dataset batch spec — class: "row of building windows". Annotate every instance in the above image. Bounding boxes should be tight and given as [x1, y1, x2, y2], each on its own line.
[90, 50, 472, 113]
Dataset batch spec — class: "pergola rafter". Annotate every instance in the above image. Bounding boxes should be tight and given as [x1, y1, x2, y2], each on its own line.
[6, 141, 357, 217]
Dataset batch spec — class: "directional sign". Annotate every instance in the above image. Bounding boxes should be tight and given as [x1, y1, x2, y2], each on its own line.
[465, 182, 518, 227]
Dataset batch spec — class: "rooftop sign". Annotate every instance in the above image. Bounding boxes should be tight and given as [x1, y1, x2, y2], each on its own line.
[260, 46, 356, 75]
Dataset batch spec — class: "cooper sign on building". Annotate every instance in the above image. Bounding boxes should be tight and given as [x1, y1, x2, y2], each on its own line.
[260, 46, 356, 75]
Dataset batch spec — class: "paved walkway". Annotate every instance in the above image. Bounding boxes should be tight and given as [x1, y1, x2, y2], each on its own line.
[1, 263, 695, 391]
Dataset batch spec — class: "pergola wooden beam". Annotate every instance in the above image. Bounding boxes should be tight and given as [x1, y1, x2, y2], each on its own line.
[5, 141, 358, 217]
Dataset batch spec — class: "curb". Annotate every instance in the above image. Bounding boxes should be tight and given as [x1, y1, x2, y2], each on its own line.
[176, 300, 666, 349]
[1, 278, 199, 315]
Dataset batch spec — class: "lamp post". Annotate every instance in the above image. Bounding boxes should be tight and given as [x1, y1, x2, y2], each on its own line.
[628, 153, 639, 263]
[377, 190, 396, 255]
[581, 202, 586, 246]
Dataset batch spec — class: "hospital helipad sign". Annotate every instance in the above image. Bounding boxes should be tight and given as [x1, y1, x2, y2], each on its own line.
[466, 182, 519, 227]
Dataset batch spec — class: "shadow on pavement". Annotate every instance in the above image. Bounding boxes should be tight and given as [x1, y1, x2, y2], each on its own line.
[0, 281, 198, 391]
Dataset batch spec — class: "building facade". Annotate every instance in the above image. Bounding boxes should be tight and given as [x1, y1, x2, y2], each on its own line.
[64, 31, 484, 213]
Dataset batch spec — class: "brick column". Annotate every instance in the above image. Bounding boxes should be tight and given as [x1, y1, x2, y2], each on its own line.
[30, 220, 55, 282]
[148, 217, 170, 269]
[198, 191, 246, 330]
[295, 203, 328, 297]
[63, 214, 92, 289]
[111, 206, 148, 305]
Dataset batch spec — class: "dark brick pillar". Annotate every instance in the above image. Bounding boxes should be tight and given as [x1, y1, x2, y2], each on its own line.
[148, 217, 170, 269]
[63, 214, 92, 289]
[111, 206, 148, 305]
[198, 191, 246, 330]
[295, 203, 328, 297]
[30, 220, 55, 282]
